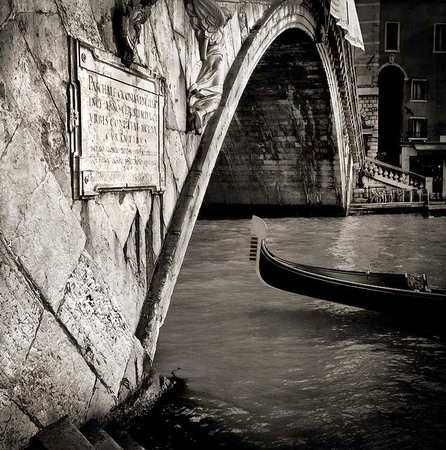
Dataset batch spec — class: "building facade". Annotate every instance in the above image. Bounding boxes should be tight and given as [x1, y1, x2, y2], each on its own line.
[355, 0, 446, 198]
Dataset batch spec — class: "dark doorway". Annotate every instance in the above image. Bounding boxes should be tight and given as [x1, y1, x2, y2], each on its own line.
[378, 66, 405, 166]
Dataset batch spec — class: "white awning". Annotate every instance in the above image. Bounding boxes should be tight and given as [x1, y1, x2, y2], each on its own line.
[330, 0, 365, 51]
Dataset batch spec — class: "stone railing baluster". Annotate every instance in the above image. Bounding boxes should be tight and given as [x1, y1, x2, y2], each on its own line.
[363, 157, 426, 189]
[357, 158, 431, 205]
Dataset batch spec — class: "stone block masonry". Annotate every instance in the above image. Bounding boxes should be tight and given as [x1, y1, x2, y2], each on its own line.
[0, 1, 271, 447]
[204, 28, 342, 209]
[0, 1, 363, 447]
[359, 95, 379, 158]
[0, 0, 199, 447]
[359, 95, 379, 129]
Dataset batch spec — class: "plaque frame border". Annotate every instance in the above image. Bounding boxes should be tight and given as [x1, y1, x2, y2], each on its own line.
[68, 37, 166, 199]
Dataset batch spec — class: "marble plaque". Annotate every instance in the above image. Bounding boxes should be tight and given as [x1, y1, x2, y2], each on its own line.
[68, 39, 165, 197]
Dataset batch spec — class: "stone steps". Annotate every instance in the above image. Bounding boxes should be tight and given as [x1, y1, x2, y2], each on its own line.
[362, 157, 427, 191]
[28, 417, 96, 450]
[27, 417, 147, 450]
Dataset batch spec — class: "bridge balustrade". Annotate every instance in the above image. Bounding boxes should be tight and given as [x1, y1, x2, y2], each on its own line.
[363, 157, 426, 190]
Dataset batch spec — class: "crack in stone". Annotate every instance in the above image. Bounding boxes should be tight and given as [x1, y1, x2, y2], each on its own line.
[52, 0, 70, 39]
[165, 125, 186, 132]
[18, 21, 67, 134]
[1, 233, 117, 402]
[97, 201, 129, 251]
[0, 118, 22, 161]
[12, 172, 50, 240]
[163, 2, 187, 82]
[84, 377, 99, 421]
[163, 143, 180, 194]
[11, 398, 43, 430]
[22, 309, 44, 366]
[148, 15, 163, 77]
[165, 124, 191, 171]
[56, 251, 85, 316]
[134, 357, 139, 386]
[0, 234, 44, 308]
[0, 0, 15, 31]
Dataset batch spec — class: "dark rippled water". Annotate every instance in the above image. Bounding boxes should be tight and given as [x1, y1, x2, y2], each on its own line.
[145, 215, 446, 449]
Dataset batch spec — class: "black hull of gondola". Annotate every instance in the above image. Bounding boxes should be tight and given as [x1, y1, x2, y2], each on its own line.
[250, 215, 446, 327]
[258, 243, 446, 323]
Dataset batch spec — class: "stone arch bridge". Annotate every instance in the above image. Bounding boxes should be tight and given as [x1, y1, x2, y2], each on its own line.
[0, 0, 363, 447]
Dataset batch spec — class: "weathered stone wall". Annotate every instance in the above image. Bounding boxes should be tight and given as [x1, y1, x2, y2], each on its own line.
[204, 28, 341, 208]
[359, 95, 378, 129]
[0, 1, 193, 448]
[0, 1, 363, 448]
[0, 1, 270, 447]
[359, 95, 379, 158]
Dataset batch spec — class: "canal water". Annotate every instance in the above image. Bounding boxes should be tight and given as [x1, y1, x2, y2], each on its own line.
[138, 215, 446, 449]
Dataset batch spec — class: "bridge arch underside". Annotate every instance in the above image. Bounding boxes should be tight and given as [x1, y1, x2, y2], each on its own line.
[202, 29, 343, 216]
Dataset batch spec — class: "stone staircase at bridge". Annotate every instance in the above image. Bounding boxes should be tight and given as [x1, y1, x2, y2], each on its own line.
[362, 157, 429, 189]
[350, 157, 433, 214]
[27, 417, 146, 450]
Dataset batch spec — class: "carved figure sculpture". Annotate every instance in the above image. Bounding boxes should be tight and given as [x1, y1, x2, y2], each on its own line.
[186, 0, 233, 134]
[120, 0, 159, 67]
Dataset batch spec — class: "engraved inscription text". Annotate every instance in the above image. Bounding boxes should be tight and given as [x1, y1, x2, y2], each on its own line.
[71, 42, 164, 197]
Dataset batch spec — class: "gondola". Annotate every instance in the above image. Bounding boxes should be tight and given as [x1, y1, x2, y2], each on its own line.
[250, 216, 446, 321]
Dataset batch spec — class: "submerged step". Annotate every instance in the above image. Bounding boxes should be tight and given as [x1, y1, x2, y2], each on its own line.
[112, 431, 146, 450]
[83, 425, 124, 450]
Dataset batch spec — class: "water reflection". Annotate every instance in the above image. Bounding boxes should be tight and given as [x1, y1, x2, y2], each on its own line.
[330, 217, 362, 270]
[326, 215, 446, 287]
[153, 215, 446, 449]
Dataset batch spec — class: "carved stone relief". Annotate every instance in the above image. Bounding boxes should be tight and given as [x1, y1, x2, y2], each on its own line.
[186, 0, 233, 135]
[119, 0, 159, 67]
[317, 25, 329, 46]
